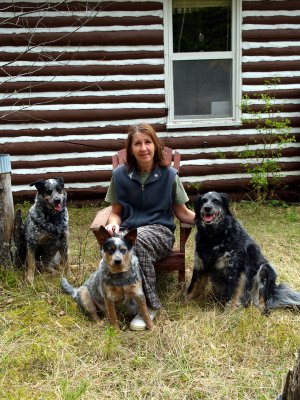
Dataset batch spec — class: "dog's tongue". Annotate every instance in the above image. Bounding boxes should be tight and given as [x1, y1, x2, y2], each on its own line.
[203, 214, 214, 222]
[54, 203, 62, 212]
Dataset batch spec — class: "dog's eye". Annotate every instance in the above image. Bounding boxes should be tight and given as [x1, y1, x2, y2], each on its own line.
[107, 246, 116, 255]
[45, 189, 52, 195]
[56, 187, 62, 194]
[119, 247, 127, 254]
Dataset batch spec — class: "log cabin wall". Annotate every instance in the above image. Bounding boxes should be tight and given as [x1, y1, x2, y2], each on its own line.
[0, 0, 299, 202]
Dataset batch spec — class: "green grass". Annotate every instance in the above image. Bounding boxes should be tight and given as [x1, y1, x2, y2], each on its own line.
[0, 202, 299, 399]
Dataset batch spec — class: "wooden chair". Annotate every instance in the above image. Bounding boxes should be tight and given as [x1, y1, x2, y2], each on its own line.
[90, 147, 193, 284]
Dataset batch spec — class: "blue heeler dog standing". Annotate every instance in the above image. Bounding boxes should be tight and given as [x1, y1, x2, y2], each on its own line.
[24, 177, 70, 283]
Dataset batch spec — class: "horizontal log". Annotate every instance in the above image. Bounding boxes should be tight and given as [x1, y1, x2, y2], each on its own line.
[0, 16, 162, 29]
[11, 162, 300, 186]
[12, 175, 300, 203]
[13, 187, 108, 203]
[185, 175, 300, 195]
[0, 108, 166, 123]
[242, 61, 300, 72]
[1, 94, 165, 107]
[245, 104, 300, 113]
[243, 47, 300, 57]
[0, 50, 164, 62]
[180, 146, 299, 161]
[241, 118, 300, 129]
[3, 1, 163, 13]
[3, 103, 295, 122]
[243, 77, 300, 85]
[5, 91, 299, 109]
[242, 30, 300, 42]
[0, 80, 164, 92]
[242, 89, 300, 99]
[12, 156, 110, 169]
[0, 140, 127, 155]
[0, 30, 164, 47]
[243, 16, 300, 25]
[12, 171, 112, 186]
[180, 162, 300, 177]
[10, 146, 300, 170]
[2, 132, 299, 156]
[0, 123, 166, 138]
[163, 133, 300, 149]
[0, 64, 164, 77]
[243, 1, 300, 11]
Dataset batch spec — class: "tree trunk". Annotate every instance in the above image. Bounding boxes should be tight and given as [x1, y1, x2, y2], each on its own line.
[280, 349, 300, 400]
[0, 155, 14, 267]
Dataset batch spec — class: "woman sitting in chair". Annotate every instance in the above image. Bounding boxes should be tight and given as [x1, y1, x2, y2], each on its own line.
[105, 123, 195, 330]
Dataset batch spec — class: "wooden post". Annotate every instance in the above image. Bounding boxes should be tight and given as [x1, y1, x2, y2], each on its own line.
[280, 348, 300, 400]
[0, 155, 14, 267]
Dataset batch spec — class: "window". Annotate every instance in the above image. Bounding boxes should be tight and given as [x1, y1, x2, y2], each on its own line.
[164, 0, 241, 127]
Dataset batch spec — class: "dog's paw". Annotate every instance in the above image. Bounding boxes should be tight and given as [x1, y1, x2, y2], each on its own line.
[25, 273, 35, 284]
[146, 320, 155, 331]
[224, 300, 242, 312]
[261, 307, 271, 317]
[181, 292, 191, 304]
[44, 266, 60, 276]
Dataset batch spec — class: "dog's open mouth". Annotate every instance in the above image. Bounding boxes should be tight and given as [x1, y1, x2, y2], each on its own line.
[54, 203, 62, 213]
[202, 213, 219, 223]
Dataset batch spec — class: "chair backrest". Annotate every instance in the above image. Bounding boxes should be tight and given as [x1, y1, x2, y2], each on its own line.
[112, 147, 181, 173]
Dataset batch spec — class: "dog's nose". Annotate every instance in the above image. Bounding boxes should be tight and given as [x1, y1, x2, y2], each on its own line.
[204, 205, 212, 212]
[114, 259, 122, 265]
[54, 198, 61, 204]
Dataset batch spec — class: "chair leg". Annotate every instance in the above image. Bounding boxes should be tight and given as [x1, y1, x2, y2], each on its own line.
[178, 267, 185, 286]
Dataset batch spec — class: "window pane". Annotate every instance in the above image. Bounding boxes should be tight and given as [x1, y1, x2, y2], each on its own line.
[173, 59, 232, 119]
[173, 1, 231, 52]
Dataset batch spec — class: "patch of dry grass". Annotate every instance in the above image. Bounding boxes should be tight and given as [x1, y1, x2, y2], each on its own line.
[0, 202, 299, 399]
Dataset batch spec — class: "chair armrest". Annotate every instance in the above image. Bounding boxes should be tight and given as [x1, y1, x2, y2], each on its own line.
[179, 222, 194, 229]
[178, 222, 193, 252]
[90, 206, 112, 245]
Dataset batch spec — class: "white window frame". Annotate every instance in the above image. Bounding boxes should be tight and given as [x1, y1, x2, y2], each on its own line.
[164, 0, 242, 129]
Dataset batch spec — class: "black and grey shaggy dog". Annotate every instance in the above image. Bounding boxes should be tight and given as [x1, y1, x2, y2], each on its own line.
[24, 177, 70, 283]
[187, 191, 300, 314]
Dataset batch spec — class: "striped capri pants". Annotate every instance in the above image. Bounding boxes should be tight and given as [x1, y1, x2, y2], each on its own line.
[132, 224, 175, 310]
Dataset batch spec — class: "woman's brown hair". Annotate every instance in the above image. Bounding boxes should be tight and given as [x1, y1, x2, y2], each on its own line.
[125, 124, 167, 169]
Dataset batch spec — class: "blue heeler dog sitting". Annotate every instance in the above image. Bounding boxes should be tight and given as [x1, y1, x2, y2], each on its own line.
[62, 226, 154, 331]
[24, 177, 70, 283]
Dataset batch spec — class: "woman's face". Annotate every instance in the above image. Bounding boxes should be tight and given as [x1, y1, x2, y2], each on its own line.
[131, 131, 156, 170]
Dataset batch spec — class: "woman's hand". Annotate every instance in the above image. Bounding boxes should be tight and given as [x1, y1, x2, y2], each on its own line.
[105, 223, 120, 236]
[105, 203, 123, 235]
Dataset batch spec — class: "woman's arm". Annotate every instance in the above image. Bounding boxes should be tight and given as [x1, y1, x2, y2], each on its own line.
[172, 203, 195, 225]
[106, 203, 123, 235]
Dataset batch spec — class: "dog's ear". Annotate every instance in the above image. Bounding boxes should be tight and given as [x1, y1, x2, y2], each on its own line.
[53, 177, 64, 187]
[219, 192, 232, 215]
[98, 225, 111, 245]
[29, 179, 46, 192]
[124, 228, 137, 247]
[194, 194, 202, 218]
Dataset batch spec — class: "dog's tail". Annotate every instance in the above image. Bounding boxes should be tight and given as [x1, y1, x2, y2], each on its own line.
[267, 283, 300, 309]
[61, 277, 77, 299]
[254, 263, 300, 311]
